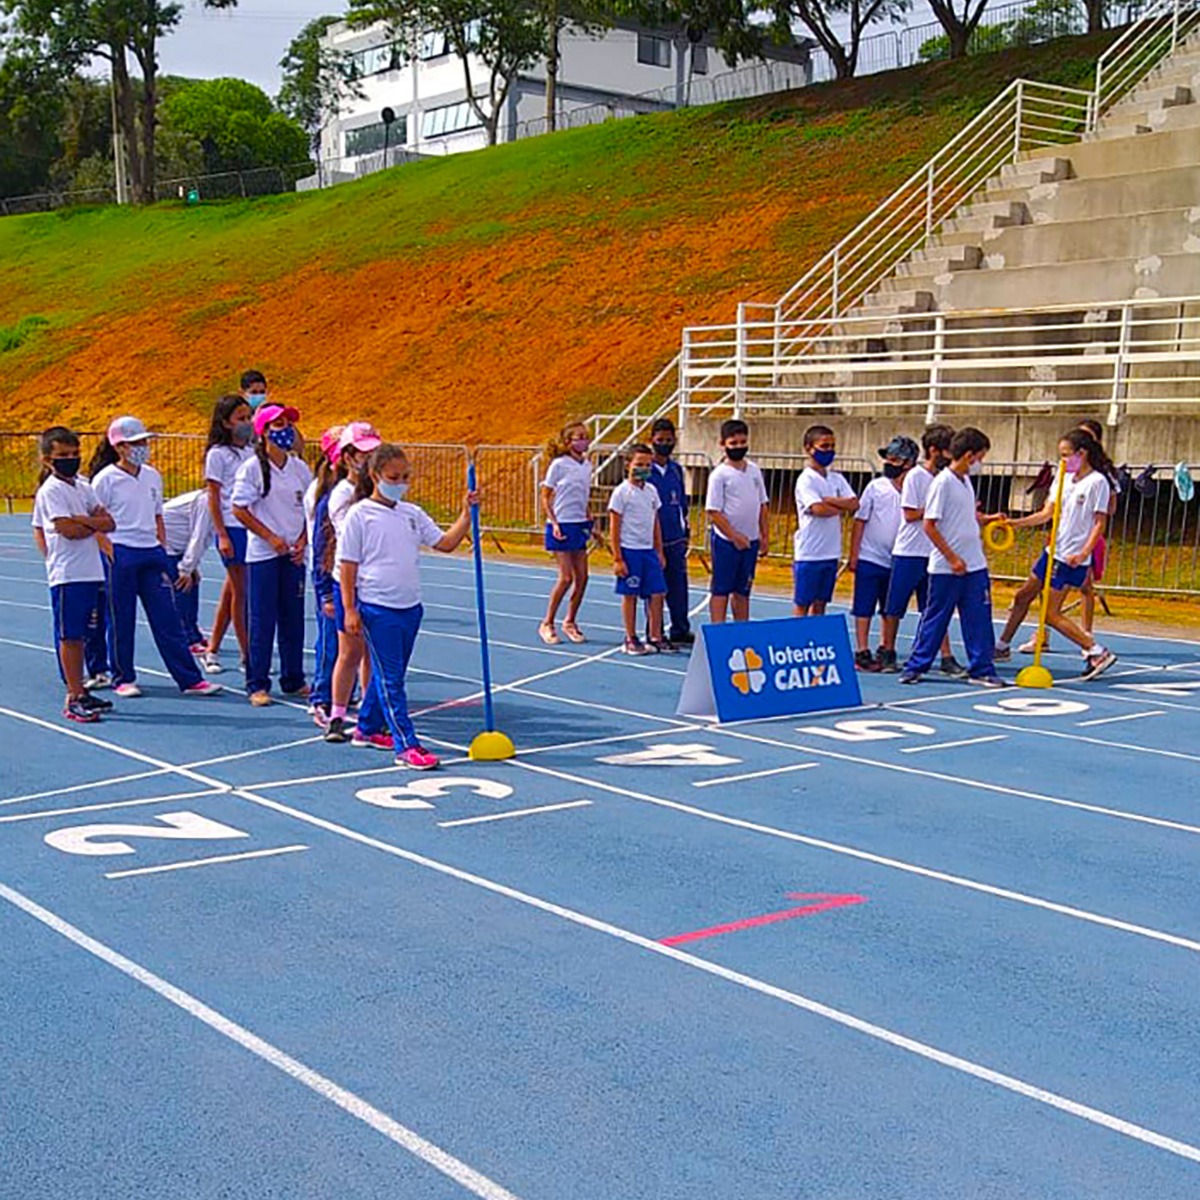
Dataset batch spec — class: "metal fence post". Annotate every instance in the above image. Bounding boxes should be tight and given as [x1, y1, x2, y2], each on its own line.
[1171, 0, 1181, 51]
[734, 302, 747, 419]
[924, 161, 935, 239]
[1107, 303, 1133, 427]
[679, 333, 692, 431]
[926, 313, 945, 425]
[832, 247, 841, 318]
[1013, 79, 1025, 159]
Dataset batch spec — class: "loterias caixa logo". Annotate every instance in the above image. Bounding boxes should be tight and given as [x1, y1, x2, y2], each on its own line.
[728, 641, 844, 697]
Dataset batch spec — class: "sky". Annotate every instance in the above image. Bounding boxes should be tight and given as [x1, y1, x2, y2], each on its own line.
[158, 0, 345, 95]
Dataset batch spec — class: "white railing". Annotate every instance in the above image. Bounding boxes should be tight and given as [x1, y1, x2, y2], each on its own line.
[1092, 0, 1200, 126]
[678, 295, 1200, 425]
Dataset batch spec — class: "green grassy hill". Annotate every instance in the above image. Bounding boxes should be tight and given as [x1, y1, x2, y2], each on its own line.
[0, 34, 1115, 443]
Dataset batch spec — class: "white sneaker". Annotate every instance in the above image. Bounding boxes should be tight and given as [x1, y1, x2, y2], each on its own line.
[1019, 635, 1050, 654]
[200, 651, 223, 674]
[83, 672, 112, 691]
[114, 682, 142, 698]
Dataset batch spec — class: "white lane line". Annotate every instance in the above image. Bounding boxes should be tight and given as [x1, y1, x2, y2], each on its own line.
[245, 758, 473, 791]
[0, 789, 227, 824]
[692, 762, 819, 788]
[185, 735, 327, 769]
[104, 844, 309, 879]
[0, 882, 524, 1200]
[1076, 711, 1167, 728]
[515, 727, 703, 757]
[0, 767, 172, 808]
[224, 789, 1200, 1167]
[437, 800, 593, 829]
[900, 735, 1008, 756]
[496, 749, 1200, 955]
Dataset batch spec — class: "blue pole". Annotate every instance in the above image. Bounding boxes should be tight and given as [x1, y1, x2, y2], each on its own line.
[468, 462, 496, 733]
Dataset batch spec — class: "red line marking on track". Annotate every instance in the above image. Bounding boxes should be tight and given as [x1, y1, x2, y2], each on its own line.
[659, 892, 867, 946]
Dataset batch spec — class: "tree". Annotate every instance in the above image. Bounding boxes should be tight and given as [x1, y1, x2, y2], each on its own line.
[0, 49, 65, 196]
[348, 0, 546, 146]
[772, 0, 908, 79]
[0, 0, 239, 203]
[278, 14, 363, 157]
[537, 0, 612, 131]
[926, 0, 990, 59]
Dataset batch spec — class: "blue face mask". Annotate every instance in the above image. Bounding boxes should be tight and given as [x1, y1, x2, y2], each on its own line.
[378, 480, 410, 503]
[268, 427, 296, 452]
[127, 443, 151, 468]
[232, 420, 254, 445]
[812, 448, 836, 467]
[248, 393, 269, 410]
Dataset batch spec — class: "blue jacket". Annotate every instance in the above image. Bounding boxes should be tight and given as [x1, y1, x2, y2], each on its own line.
[311, 491, 336, 605]
[647, 459, 689, 545]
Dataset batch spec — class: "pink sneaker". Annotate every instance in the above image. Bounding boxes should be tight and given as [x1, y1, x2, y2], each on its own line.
[184, 680, 223, 696]
[395, 746, 440, 770]
[352, 731, 394, 751]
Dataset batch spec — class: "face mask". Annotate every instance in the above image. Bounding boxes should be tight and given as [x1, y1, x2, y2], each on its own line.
[725, 445, 748, 462]
[570, 438, 591, 454]
[377, 480, 410, 503]
[249, 393, 269, 410]
[653, 440, 675, 457]
[1065, 453, 1083, 474]
[127, 443, 151, 468]
[52, 457, 81, 479]
[882, 462, 906, 480]
[812, 448, 836, 468]
[968, 461, 982, 477]
[631, 466, 652, 482]
[232, 420, 253, 445]
[268, 427, 297, 452]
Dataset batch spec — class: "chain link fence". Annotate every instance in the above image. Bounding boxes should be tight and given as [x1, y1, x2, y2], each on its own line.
[2, 432, 1196, 594]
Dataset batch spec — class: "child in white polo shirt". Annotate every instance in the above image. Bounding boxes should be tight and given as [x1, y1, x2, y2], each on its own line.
[705, 418, 769, 623]
[32, 427, 116, 723]
[793, 424, 858, 617]
[539, 420, 595, 646]
[609, 444, 674, 656]
[161, 489, 214, 652]
[339, 443, 475, 770]
[231, 403, 313, 707]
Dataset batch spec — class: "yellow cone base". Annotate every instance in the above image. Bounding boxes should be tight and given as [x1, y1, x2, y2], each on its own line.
[469, 730, 517, 761]
[1016, 664, 1055, 689]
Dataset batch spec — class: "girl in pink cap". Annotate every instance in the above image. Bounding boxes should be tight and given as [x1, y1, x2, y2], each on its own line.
[305, 425, 345, 727]
[231, 404, 313, 706]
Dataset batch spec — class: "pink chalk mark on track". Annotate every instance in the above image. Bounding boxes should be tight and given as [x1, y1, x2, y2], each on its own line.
[659, 892, 867, 947]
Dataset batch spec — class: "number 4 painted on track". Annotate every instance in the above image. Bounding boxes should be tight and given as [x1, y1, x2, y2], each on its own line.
[44, 812, 248, 858]
[596, 743, 741, 767]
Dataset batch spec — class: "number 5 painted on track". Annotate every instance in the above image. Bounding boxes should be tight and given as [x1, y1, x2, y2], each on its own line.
[355, 776, 514, 811]
[44, 811, 249, 858]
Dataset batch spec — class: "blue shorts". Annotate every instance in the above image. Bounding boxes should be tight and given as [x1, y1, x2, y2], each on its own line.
[615, 548, 667, 597]
[51, 581, 102, 642]
[334, 584, 349, 634]
[545, 521, 592, 553]
[793, 559, 839, 608]
[1032, 549, 1089, 592]
[217, 526, 248, 567]
[710, 534, 758, 597]
[851, 559, 891, 618]
[884, 554, 929, 617]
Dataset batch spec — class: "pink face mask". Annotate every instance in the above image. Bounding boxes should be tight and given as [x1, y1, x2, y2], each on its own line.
[571, 438, 591, 454]
[1066, 453, 1083, 474]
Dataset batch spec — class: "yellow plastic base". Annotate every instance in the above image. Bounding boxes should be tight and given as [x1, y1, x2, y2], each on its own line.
[469, 730, 517, 761]
[1016, 664, 1054, 689]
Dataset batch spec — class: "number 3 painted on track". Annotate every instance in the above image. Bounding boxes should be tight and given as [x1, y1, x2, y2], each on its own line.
[355, 776, 514, 811]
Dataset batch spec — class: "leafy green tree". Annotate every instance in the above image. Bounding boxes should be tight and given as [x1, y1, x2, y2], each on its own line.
[0, 50, 64, 196]
[160, 78, 310, 174]
[0, 0, 239, 203]
[348, 0, 546, 146]
[278, 14, 364, 155]
[925, 0, 990, 59]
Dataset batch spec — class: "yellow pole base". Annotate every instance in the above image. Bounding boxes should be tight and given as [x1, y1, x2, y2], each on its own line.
[1015, 664, 1054, 689]
[469, 730, 517, 761]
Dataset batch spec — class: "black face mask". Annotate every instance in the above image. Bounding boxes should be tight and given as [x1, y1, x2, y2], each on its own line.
[882, 462, 906, 480]
[52, 457, 82, 479]
[725, 446, 748, 462]
[653, 440, 675, 458]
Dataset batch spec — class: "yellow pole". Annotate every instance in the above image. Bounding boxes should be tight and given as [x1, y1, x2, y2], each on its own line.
[1017, 459, 1068, 689]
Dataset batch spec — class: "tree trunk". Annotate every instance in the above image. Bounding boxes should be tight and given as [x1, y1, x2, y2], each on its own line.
[947, 20, 972, 57]
[111, 45, 146, 204]
[545, 4, 559, 131]
[1085, 0, 1106, 33]
[140, 60, 158, 202]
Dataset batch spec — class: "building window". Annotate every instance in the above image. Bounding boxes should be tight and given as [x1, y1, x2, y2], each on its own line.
[419, 31, 447, 59]
[691, 44, 708, 75]
[637, 33, 671, 68]
[345, 117, 408, 157]
[421, 101, 481, 139]
[349, 41, 403, 77]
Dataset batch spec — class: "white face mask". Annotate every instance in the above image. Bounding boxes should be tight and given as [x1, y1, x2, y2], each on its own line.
[967, 461, 982, 477]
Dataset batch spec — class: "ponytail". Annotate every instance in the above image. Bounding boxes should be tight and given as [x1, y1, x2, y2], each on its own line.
[256, 439, 273, 498]
[544, 420, 588, 462]
[87, 440, 119, 479]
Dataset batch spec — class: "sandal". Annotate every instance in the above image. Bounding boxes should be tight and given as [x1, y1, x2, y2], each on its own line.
[561, 621, 587, 644]
[538, 622, 561, 645]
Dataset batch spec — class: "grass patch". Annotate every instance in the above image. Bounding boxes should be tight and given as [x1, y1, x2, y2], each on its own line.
[0, 316, 49, 353]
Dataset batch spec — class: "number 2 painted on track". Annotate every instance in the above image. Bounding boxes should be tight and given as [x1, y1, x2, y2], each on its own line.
[44, 811, 249, 858]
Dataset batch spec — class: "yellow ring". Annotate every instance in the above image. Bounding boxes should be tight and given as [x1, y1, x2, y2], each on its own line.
[984, 520, 1015, 552]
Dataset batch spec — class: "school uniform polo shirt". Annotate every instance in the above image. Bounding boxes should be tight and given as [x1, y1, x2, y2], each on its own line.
[204, 445, 253, 523]
[705, 461, 767, 543]
[231, 455, 314, 564]
[854, 477, 902, 569]
[894, 464, 937, 559]
[542, 456, 593, 523]
[925, 469, 986, 575]
[92, 464, 164, 548]
[793, 466, 854, 561]
[337, 498, 443, 610]
[162, 490, 214, 574]
[1056, 472, 1111, 563]
[32, 476, 105, 586]
[608, 480, 661, 551]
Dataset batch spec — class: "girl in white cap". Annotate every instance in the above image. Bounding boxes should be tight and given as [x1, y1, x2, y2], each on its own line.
[231, 404, 313, 706]
[89, 416, 223, 699]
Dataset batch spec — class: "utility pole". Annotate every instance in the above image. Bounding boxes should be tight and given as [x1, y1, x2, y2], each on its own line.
[110, 68, 129, 205]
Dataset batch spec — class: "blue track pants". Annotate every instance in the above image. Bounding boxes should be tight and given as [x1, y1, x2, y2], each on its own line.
[358, 601, 423, 750]
[246, 556, 307, 696]
[904, 568, 995, 678]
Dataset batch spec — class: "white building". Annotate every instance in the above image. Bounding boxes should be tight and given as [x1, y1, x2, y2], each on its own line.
[316, 19, 812, 171]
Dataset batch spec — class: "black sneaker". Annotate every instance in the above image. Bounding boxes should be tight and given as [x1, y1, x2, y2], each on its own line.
[876, 648, 899, 674]
[80, 691, 114, 712]
[1080, 649, 1118, 681]
[324, 716, 350, 744]
[898, 671, 923, 685]
[968, 674, 1006, 689]
[64, 698, 100, 724]
[940, 655, 969, 679]
[672, 631, 696, 645]
[855, 649, 880, 673]
[650, 640, 680, 655]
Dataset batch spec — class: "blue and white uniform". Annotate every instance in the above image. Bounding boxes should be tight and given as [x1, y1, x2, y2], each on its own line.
[648, 458, 691, 640]
[609, 480, 666, 599]
[32, 474, 106, 684]
[205, 443, 253, 565]
[92, 462, 204, 690]
[338, 497, 443, 750]
[307, 481, 338, 711]
[1032, 470, 1111, 592]
[885, 463, 937, 617]
[542, 454, 593, 552]
[705, 460, 767, 598]
[162, 490, 213, 648]
[793, 465, 854, 607]
[232, 452, 313, 697]
[851, 477, 901, 619]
